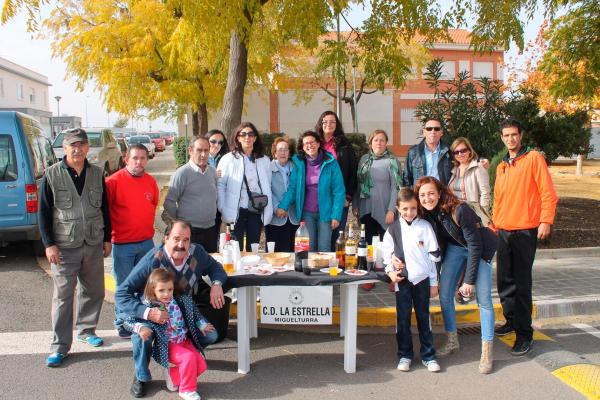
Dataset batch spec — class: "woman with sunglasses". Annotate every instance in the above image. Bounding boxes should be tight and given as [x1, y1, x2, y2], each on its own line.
[207, 129, 229, 169]
[276, 131, 345, 252]
[315, 111, 357, 250]
[415, 176, 497, 374]
[217, 122, 272, 251]
[265, 137, 299, 252]
[448, 137, 491, 224]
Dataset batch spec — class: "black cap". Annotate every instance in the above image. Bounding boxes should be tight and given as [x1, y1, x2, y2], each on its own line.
[63, 128, 88, 145]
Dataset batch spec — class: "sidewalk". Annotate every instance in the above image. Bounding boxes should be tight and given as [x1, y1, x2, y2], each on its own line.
[99, 247, 600, 327]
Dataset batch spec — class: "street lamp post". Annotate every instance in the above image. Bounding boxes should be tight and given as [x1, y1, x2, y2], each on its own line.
[54, 95, 62, 138]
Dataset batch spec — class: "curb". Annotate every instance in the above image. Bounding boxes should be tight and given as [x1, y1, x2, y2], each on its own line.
[536, 246, 600, 259]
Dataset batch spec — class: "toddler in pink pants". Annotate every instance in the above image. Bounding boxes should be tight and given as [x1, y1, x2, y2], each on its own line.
[134, 268, 215, 400]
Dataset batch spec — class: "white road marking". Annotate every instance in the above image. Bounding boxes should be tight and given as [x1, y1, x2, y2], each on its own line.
[571, 323, 600, 340]
[0, 330, 132, 355]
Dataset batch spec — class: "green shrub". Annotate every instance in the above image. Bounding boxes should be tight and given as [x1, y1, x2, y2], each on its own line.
[346, 132, 369, 160]
[173, 136, 190, 168]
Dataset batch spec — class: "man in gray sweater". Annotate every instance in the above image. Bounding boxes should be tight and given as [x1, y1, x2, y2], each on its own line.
[164, 136, 219, 252]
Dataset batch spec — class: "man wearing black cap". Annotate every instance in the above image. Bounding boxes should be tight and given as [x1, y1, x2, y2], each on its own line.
[39, 128, 112, 367]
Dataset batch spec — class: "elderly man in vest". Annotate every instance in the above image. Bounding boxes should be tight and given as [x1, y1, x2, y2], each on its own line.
[39, 128, 112, 367]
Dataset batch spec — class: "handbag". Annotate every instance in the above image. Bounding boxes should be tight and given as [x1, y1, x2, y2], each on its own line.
[243, 168, 268, 214]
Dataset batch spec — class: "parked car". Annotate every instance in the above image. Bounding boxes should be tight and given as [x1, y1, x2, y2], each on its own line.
[52, 128, 123, 176]
[0, 111, 58, 254]
[149, 133, 166, 152]
[128, 135, 155, 159]
[116, 137, 129, 167]
[160, 132, 174, 145]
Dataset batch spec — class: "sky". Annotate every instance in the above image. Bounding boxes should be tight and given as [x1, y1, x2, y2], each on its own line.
[0, 2, 545, 132]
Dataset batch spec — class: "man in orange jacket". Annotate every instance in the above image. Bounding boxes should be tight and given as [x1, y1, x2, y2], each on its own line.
[492, 119, 558, 356]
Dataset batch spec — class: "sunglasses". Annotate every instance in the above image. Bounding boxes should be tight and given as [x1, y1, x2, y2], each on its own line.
[238, 131, 256, 137]
[424, 127, 442, 132]
[453, 148, 470, 155]
[209, 139, 224, 145]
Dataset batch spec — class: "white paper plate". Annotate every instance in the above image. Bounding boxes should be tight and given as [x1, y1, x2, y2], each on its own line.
[319, 267, 342, 274]
[241, 255, 260, 266]
[252, 267, 275, 276]
[272, 265, 293, 272]
[344, 269, 368, 276]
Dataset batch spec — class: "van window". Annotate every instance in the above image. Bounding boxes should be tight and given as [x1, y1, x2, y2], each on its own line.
[26, 134, 45, 179]
[37, 137, 57, 169]
[0, 135, 18, 182]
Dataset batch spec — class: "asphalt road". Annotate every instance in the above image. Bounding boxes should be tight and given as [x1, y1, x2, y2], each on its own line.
[0, 147, 597, 399]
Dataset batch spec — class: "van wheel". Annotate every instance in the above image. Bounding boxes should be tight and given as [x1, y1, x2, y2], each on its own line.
[103, 163, 111, 177]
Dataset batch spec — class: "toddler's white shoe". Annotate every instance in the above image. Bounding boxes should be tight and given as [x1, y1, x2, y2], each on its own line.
[422, 359, 441, 372]
[396, 358, 411, 372]
[178, 391, 201, 400]
[164, 368, 178, 392]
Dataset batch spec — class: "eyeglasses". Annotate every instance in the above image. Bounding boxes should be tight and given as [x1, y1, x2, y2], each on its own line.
[424, 126, 442, 132]
[276, 148, 289, 153]
[453, 148, 470, 155]
[209, 139, 224, 145]
[303, 141, 319, 147]
[238, 131, 256, 138]
[322, 120, 336, 126]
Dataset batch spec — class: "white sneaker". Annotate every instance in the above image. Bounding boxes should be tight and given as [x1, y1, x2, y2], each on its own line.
[396, 358, 411, 371]
[178, 391, 201, 400]
[422, 359, 441, 372]
[164, 368, 178, 392]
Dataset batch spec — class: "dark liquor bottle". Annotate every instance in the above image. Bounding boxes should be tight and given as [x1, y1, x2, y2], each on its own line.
[357, 224, 368, 270]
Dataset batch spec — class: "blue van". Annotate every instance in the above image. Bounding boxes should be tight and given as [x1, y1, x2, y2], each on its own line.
[0, 111, 57, 252]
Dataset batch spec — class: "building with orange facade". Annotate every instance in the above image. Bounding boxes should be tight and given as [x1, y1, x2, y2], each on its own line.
[178, 29, 504, 157]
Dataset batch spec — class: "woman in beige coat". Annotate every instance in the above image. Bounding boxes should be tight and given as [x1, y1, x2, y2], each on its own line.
[447, 137, 491, 223]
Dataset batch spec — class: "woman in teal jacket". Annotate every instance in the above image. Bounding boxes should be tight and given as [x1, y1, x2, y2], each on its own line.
[276, 130, 346, 252]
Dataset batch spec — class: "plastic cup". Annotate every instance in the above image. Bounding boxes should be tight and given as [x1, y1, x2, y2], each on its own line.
[329, 259, 339, 276]
[267, 242, 275, 253]
[301, 259, 311, 275]
[219, 233, 227, 253]
[251, 243, 259, 254]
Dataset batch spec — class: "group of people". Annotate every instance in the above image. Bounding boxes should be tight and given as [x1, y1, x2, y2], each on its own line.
[38, 112, 557, 399]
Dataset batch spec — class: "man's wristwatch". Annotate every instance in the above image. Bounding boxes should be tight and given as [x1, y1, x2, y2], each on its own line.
[212, 280, 222, 287]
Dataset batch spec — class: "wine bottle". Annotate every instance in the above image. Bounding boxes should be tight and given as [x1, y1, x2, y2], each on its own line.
[357, 224, 368, 270]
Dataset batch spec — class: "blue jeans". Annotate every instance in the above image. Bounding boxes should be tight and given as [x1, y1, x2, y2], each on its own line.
[112, 239, 154, 328]
[395, 278, 435, 361]
[132, 328, 218, 382]
[439, 244, 495, 341]
[303, 211, 332, 252]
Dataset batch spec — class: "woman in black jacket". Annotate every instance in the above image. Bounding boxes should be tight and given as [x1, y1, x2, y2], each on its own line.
[415, 176, 498, 374]
[315, 111, 357, 250]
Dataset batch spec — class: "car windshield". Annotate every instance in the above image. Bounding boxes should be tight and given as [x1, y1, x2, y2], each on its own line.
[129, 136, 150, 144]
[150, 134, 161, 139]
[53, 131, 102, 147]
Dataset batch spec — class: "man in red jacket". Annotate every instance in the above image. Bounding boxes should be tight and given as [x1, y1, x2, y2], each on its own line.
[106, 143, 159, 338]
[492, 119, 558, 356]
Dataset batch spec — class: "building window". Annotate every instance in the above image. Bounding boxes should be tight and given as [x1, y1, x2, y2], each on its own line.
[29, 87, 36, 104]
[17, 84, 24, 100]
[473, 62, 494, 79]
[459, 60, 470, 76]
[440, 61, 456, 80]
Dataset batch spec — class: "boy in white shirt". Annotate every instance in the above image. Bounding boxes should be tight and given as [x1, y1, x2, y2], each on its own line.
[381, 188, 441, 372]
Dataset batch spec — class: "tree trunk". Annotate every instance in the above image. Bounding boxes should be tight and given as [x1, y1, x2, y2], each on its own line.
[576, 154, 584, 176]
[221, 30, 248, 139]
[192, 109, 200, 137]
[197, 102, 208, 136]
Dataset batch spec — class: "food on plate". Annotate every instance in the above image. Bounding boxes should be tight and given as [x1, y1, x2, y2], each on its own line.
[308, 252, 331, 267]
[345, 268, 367, 276]
[263, 252, 291, 266]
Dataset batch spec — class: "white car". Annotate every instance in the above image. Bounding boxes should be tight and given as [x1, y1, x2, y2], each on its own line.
[128, 135, 155, 159]
[52, 128, 123, 176]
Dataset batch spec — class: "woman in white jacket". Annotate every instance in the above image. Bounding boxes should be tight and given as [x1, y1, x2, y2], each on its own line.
[217, 122, 273, 251]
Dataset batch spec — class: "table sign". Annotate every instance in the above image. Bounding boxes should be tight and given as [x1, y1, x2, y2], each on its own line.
[259, 286, 333, 324]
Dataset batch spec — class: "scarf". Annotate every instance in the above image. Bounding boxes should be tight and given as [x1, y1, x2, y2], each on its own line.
[358, 149, 402, 199]
[273, 160, 291, 189]
[306, 150, 325, 166]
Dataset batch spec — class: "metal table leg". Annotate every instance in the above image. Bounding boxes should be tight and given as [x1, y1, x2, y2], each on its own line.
[343, 283, 358, 373]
